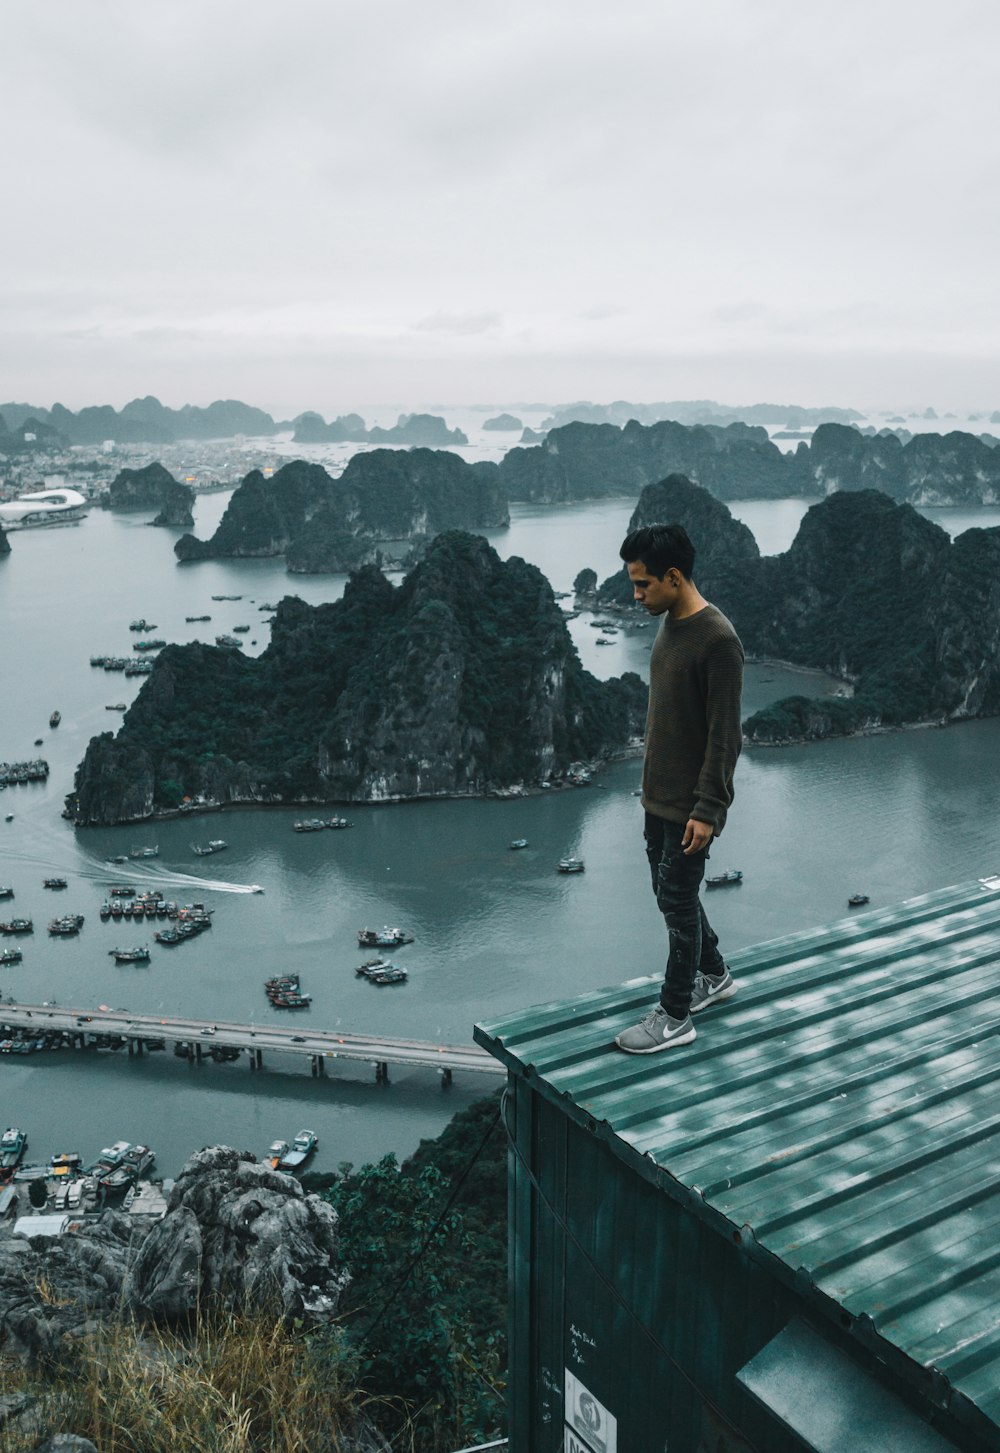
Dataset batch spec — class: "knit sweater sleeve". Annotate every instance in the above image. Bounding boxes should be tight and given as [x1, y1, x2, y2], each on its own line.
[691, 635, 744, 832]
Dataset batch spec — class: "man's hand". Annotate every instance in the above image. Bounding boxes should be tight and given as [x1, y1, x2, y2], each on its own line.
[682, 818, 713, 855]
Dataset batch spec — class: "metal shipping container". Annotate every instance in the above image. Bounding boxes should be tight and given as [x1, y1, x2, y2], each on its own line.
[475, 877, 1000, 1453]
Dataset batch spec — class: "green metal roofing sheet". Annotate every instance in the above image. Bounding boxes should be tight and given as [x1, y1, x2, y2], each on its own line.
[475, 876, 1000, 1432]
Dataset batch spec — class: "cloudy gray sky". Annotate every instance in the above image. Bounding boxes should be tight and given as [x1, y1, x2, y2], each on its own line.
[3, 0, 999, 416]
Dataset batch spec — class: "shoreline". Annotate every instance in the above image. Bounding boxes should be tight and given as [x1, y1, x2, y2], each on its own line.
[67, 744, 646, 827]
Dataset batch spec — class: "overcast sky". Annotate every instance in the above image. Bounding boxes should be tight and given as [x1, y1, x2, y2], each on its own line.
[3, 0, 999, 417]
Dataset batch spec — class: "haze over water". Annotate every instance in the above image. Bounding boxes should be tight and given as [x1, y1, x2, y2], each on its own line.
[2, 487, 1000, 1179]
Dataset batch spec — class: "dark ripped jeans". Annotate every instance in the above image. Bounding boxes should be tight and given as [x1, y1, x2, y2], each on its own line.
[645, 812, 726, 1021]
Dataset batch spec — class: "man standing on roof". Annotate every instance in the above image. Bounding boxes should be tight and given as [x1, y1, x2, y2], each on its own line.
[614, 523, 744, 1054]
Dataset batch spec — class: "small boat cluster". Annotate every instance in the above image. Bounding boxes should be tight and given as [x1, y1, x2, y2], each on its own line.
[154, 906, 213, 945]
[264, 973, 312, 1009]
[129, 619, 156, 631]
[0, 759, 49, 786]
[191, 840, 227, 855]
[2, 1128, 161, 1208]
[100, 890, 173, 919]
[0, 1030, 79, 1057]
[265, 1129, 318, 1171]
[89, 654, 154, 675]
[293, 817, 353, 832]
[355, 957, 408, 985]
[48, 913, 84, 936]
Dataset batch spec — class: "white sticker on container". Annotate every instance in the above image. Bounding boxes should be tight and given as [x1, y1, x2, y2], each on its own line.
[564, 1369, 617, 1453]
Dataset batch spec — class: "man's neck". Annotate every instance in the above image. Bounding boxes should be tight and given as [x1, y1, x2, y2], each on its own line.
[668, 582, 708, 621]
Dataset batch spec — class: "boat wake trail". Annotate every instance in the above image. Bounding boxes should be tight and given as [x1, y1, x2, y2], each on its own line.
[76, 859, 263, 895]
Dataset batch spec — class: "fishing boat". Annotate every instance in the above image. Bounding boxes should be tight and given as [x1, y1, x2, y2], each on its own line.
[109, 946, 151, 964]
[129, 845, 159, 859]
[848, 893, 870, 908]
[278, 1130, 319, 1170]
[0, 886, 13, 899]
[556, 858, 585, 874]
[43, 877, 68, 889]
[706, 869, 743, 888]
[265, 1140, 290, 1170]
[357, 926, 413, 948]
[192, 839, 227, 854]
[50, 1151, 83, 1178]
[185, 615, 212, 622]
[0, 918, 33, 935]
[293, 818, 326, 832]
[0, 1126, 28, 1175]
[49, 710, 61, 727]
[48, 914, 84, 935]
[0, 947, 23, 965]
[509, 839, 529, 850]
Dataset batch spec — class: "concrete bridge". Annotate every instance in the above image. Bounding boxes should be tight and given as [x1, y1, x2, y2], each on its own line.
[0, 1001, 503, 1086]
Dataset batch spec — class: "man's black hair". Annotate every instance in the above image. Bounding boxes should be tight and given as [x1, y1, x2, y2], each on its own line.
[619, 523, 696, 580]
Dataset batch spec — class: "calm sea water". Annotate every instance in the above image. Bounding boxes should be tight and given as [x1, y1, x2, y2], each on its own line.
[1, 491, 999, 1179]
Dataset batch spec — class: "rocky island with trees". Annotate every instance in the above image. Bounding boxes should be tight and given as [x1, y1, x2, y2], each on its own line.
[488, 416, 1000, 507]
[100, 461, 195, 526]
[67, 531, 646, 824]
[174, 450, 508, 572]
[598, 474, 1000, 744]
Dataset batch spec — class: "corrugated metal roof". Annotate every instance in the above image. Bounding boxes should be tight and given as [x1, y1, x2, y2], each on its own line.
[475, 876, 1000, 1431]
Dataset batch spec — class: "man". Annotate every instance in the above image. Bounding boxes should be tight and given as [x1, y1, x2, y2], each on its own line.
[614, 522, 744, 1054]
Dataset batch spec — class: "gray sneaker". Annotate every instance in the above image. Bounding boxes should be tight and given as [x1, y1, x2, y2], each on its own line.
[690, 968, 738, 1013]
[615, 1005, 696, 1054]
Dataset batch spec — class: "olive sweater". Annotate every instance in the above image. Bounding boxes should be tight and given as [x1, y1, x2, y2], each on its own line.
[641, 603, 744, 835]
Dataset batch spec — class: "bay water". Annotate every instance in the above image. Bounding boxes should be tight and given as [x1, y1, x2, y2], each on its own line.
[2, 489, 999, 1179]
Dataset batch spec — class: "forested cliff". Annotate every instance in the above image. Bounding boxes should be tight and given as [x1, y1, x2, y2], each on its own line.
[68, 532, 646, 823]
[175, 451, 508, 571]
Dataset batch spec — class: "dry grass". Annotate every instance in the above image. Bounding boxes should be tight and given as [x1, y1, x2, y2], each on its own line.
[0, 1307, 398, 1453]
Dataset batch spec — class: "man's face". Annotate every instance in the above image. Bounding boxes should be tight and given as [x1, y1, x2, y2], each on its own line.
[627, 559, 680, 615]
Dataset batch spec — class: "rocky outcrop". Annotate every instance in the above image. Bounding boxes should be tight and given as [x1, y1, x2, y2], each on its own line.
[101, 462, 195, 524]
[596, 473, 760, 606]
[291, 411, 469, 446]
[0, 526, 9, 556]
[590, 478, 1000, 743]
[37, 396, 280, 445]
[541, 399, 864, 429]
[482, 412, 523, 431]
[175, 461, 332, 561]
[175, 451, 509, 572]
[124, 1147, 347, 1321]
[805, 422, 1000, 505]
[499, 418, 806, 503]
[0, 1147, 346, 1358]
[65, 731, 155, 825]
[497, 417, 1000, 508]
[68, 531, 647, 822]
